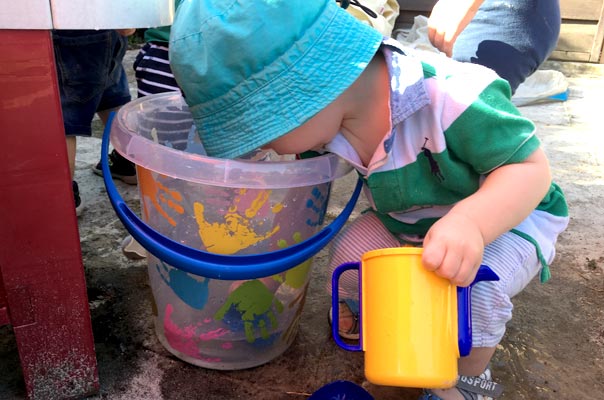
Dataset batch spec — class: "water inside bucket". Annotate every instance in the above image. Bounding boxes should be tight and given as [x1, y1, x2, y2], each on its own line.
[110, 93, 352, 369]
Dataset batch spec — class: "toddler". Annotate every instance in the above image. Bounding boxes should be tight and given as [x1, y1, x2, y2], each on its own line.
[169, 1, 569, 399]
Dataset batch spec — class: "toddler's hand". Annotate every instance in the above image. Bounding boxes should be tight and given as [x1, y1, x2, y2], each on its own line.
[421, 212, 484, 287]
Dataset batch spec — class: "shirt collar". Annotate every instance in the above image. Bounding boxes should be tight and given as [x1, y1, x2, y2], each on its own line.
[381, 37, 431, 125]
[325, 38, 431, 172]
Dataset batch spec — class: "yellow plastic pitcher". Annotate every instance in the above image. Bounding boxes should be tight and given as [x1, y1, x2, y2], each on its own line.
[331, 247, 498, 388]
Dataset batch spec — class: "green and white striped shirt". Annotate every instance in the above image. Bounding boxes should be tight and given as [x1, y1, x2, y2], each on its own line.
[326, 39, 569, 282]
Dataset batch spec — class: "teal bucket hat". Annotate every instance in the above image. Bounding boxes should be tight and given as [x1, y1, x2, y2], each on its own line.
[169, 0, 384, 159]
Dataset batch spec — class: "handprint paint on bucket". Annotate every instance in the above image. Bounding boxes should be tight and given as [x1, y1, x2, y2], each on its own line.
[156, 260, 210, 310]
[214, 279, 284, 344]
[137, 167, 185, 227]
[193, 188, 282, 255]
[163, 303, 230, 361]
[106, 92, 355, 369]
[274, 232, 313, 290]
[305, 186, 330, 227]
[211, 233, 313, 349]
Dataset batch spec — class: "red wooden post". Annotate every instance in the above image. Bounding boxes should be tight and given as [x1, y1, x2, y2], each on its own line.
[0, 30, 99, 399]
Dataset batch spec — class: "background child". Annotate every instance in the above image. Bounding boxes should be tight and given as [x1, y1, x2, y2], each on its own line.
[52, 28, 133, 215]
[169, 1, 569, 399]
[426, 0, 561, 94]
[92, 0, 184, 187]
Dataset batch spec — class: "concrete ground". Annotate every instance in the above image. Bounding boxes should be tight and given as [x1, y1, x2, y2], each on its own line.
[1, 52, 603, 400]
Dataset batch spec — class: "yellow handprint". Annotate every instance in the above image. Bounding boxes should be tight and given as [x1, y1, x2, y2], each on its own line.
[194, 189, 281, 254]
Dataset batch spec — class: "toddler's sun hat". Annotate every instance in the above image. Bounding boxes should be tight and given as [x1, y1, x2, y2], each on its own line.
[169, 0, 384, 159]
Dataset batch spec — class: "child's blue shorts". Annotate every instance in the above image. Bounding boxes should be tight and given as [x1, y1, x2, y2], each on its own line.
[52, 30, 132, 136]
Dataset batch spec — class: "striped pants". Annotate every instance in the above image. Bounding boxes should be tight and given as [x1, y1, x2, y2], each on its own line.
[327, 212, 541, 347]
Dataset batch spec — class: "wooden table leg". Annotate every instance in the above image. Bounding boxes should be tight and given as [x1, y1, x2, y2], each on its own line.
[0, 29, 99, 400]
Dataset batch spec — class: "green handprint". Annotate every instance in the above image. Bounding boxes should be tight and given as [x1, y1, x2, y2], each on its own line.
[272, 232, 313, 290]
[268, 232, 313, 345]
[214, 279, 284, 343]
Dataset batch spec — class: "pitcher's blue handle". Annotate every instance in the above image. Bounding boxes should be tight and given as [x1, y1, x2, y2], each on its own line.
[102, 112, 362, 280]
[331, 262, 362, 352]
[457, 265, 500, 357]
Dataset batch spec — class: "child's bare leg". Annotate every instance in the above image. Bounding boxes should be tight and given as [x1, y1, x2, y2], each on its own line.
[66, 136, 76, 178]
[429, 347, 496, 400]
[459, 347, 496, 376]
[97, 107, 120, 125]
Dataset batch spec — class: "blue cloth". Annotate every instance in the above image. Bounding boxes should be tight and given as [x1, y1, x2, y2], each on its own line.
[452, 0, 561, 93]
[52, 30, 131, 136]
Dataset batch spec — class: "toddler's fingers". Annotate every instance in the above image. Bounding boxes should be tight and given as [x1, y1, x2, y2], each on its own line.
[421, 239, 445, 272]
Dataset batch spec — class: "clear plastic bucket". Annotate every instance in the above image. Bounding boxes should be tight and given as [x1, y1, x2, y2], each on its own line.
[106, 93, 355, 369]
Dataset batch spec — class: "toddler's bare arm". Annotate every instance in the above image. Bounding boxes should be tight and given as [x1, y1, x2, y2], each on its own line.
[421, 147, 551, 286]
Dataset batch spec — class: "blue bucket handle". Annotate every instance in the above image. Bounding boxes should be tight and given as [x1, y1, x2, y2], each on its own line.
[101, 112, 362, 280]
[331, 262, 499, 356]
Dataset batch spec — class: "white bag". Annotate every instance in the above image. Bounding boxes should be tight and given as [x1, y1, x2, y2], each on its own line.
[511, 70, 569, 107]
[345, 0, 400, 37]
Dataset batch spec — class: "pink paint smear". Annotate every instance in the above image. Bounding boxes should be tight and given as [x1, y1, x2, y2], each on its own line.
[163, 304, 231, 360]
